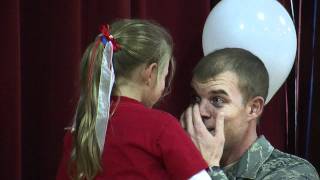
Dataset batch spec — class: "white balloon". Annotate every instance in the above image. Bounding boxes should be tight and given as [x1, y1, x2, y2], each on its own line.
[202, 0, 297, 103]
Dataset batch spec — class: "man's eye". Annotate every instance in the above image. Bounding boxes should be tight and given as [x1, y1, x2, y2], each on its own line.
[191, 95, 201, 104]
[210, 97, 224, 107]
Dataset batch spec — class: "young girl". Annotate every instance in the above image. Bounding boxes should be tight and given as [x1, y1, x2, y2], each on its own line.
[56, 19, 209, 180]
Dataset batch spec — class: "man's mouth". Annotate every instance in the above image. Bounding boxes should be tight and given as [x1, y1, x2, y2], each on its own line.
[207, 127, 216, 134]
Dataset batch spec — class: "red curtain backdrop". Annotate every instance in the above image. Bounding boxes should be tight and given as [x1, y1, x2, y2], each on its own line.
[0, 0, 21, 179]
[1, 0, 319, 179]
[293, 0, 320, 170]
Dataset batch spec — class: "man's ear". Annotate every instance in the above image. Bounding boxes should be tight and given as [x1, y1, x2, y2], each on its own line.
[142, 63, 158, 86]
[245, 96, 265, 121]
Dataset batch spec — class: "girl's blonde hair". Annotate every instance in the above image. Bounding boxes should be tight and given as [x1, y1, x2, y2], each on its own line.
[70, 19, 175, 180]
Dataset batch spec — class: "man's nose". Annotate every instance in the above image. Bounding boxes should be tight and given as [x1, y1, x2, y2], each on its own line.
[199, 100, 211, 120]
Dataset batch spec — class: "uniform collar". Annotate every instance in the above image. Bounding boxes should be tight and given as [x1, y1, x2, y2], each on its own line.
[111, 96, 142, 105]
[224, 136, 274, 179]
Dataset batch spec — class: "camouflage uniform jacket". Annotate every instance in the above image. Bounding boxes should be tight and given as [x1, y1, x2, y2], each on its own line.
[208, 136, 319, 179]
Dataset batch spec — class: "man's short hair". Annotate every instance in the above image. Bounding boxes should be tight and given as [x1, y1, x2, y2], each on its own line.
[193, 48, 269, 104]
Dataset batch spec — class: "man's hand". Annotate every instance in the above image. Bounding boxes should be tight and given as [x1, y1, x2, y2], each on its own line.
[180, 104, 225, 167]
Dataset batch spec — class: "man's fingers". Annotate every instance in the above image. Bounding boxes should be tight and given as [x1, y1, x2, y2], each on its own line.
[185, 105, 195, 135]
[215, 112, 225, 138]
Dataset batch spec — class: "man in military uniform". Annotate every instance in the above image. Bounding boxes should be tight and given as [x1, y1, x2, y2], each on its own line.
[181, 48, 319, 179]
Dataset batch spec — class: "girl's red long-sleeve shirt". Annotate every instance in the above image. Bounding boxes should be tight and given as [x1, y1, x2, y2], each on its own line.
[56, 96, 207, 180]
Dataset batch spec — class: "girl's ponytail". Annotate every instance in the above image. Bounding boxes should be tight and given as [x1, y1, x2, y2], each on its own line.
[72, 30, 118, 179]
[71, 41, 104, 180]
